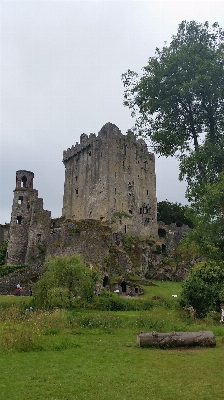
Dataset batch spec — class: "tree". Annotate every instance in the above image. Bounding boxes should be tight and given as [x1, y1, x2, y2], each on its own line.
[180, 260, 224, 317]
[122, 21, 224, 206]
[34, 255, 98, 309]
[182, 171, 224, 260]
[157, 201, 194, 227]
[0, 240, 8, 266]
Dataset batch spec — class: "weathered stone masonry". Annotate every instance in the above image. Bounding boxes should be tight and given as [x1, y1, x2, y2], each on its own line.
[3, 123, 193, 293]
[7, 170, 51, 265]
[62, 122, 157, 237]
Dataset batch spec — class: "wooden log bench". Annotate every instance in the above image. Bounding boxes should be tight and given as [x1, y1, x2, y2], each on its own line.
[137, 331, 216, 348]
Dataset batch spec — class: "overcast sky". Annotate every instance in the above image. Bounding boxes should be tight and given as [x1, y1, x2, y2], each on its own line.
[1, 0, 224, 224]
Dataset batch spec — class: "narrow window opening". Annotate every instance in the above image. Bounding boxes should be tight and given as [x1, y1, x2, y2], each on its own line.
[75, 176, 78, 181]
[139, 208, 143, 214]
[37, 234, 41, 242]
[124, 225, 127, 233]
[88, 151, 91, 156]
[123, 161, 124, 166]
[162, 244, 166, 253]
[129, 210, 133, 215]
[115, 188, 116, 194]
[16, 216, 22, 225]
[18, 196, 23, 205]
[76, 189, 78, 195]
[135, 287, 139, 294]
[21, 176, 27, 188]
[119, 219, 122, 225]
[147, 190, 149, 195]
[115, 172, 116, 177]
[101, 152, 102, 157]
[114, 198, 116, 203]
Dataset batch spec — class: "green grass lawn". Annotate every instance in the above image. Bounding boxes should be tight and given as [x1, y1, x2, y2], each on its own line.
[0, 282, 224, 400]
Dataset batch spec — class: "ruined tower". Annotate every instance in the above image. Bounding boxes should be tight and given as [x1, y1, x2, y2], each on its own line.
[62, 123, 157, 237]
[7, 170, 51, 265]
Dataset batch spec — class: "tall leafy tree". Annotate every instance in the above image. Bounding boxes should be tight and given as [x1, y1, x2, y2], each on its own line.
[157, 201, 194, 227]
[122, 21, 224, 206]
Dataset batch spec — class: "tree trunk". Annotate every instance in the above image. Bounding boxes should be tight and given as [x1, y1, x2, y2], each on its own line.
[137, 331, 216, 348]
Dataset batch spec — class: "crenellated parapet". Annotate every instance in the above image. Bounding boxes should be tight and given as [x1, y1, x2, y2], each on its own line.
[62, 122, 157, 237]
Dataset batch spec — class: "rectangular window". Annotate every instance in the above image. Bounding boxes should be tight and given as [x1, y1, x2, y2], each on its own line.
[16, 216, 22, 224]
[18, 196, 23, 204]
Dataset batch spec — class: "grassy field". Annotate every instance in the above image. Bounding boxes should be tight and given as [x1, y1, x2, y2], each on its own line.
[0, 282, 224, 400]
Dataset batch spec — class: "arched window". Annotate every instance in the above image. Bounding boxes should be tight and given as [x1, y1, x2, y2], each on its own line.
[21, 176, 27, 188]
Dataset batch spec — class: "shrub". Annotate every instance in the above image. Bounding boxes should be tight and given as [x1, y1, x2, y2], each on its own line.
[0, 239, 8, 266]
[180, 260, 224, 317]
[34, 255, 97, 309]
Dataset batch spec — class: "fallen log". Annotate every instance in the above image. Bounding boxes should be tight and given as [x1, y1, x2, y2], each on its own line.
[137, 331, 216, 348]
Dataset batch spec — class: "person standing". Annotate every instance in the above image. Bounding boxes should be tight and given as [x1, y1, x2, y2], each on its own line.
[16, 283, 21, 296]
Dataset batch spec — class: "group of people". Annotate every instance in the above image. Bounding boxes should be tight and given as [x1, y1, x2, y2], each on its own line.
[15, 284, 33, 296]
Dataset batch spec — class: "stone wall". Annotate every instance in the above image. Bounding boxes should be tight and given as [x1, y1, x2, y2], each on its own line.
[7, 170, 51, 265]
[62, 123, 157, 238]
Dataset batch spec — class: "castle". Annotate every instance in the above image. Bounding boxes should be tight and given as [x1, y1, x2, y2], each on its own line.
[0, 123, 193, 295]
[62, 122, 157, 236]
[6, 123, 158, 266]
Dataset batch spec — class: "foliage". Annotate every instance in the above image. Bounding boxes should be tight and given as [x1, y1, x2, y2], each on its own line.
[180, 260, 224, 316]
[91, 291, 153, 311]
[34, 255, 97, 309]
[0, 240, 8, 266]
[174, 239, 200, 262]
[185, 172, 224, 259]
[121, 235, 141, 268]
[112, 211, 132, 221]
[157, 201, 194, 227]
[1, 295, 224, 400]
[122, 20, 224, 198]
[0, 264, 28, 276]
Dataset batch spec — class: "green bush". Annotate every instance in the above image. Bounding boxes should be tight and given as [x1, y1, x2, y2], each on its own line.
[0, 264, 28, 276]
[180, 260, 224, 317]
[0, 240, 8, 266]
[91, 292, 154, 311]
[34, 255, 97, 309]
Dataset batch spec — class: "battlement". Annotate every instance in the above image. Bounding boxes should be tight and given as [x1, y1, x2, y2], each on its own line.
[62, 122, 157, 237]
[63, 122, 152, 162]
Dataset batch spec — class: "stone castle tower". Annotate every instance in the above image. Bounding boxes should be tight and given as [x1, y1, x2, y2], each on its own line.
[62, 123, 157, 237]
[7, 170, 51, 265]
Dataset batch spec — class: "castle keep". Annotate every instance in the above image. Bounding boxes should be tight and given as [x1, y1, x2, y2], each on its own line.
[62, 122, 157, 237]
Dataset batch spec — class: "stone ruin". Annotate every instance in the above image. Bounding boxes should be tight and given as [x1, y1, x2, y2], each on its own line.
[1, 123, 192, 294]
